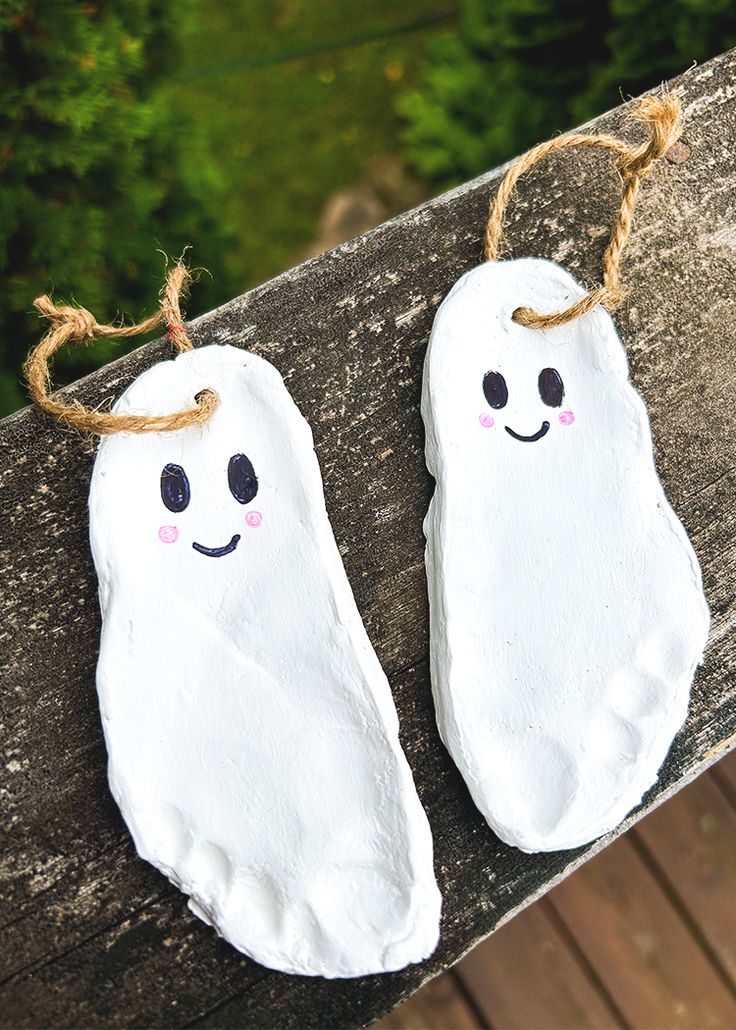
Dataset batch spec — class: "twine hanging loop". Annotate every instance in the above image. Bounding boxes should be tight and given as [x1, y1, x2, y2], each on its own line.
[484, 91, 683, 330]
[24, 261, 219, 435]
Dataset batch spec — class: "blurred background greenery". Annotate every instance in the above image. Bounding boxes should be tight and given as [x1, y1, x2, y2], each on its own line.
[2, 0, 735, 417]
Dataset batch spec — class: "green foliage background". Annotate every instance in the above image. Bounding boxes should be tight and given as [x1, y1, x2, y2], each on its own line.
[2, 0, 736, 418]
[0, 0, 237, 414]
[400, 0, 736, 186]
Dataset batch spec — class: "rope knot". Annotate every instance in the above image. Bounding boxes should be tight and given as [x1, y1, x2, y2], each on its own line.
[61, 305, 98, 340]
[34, 296, 98, 340]
[616, 92, 682, 181]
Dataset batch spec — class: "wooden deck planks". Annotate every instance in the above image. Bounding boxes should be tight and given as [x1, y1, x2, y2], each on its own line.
[456, 899, 622, 1029]
[377, 973, 480, 1030]
[634, 766, 736, 985]
[712, 749, 736, 803]
[378, 755, 736, 1029]
[549, 832, 736, 1028]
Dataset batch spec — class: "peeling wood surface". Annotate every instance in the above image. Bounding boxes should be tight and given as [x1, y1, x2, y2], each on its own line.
[2, 51, 736, 1029]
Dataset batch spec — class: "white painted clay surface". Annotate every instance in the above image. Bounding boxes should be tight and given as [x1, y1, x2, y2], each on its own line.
[89, 344, 440, 977]
[422, 258, 710, 853]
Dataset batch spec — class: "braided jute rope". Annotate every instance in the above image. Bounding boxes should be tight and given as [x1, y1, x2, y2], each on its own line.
[24, 261, 218, 434]
[484, 91, 683, 330]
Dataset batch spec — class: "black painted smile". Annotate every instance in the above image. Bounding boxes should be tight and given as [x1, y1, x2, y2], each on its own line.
[192, 534, 241, 557]
[504, 421, 550, 443]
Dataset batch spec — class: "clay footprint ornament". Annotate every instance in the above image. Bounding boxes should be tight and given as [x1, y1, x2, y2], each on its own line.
[422, 257, 709, 852]
[89, 343, 441, 977]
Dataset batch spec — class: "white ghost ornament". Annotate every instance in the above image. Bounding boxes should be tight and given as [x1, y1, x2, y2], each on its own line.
[422, 258, 710, 853]
[89, 343, 441, 977]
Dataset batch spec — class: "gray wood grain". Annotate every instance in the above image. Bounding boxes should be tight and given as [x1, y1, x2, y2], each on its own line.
[2, 50, 736, 1029]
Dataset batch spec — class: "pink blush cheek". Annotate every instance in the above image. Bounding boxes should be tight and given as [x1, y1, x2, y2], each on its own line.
[245, 511, 262, 528]
[479, 414, 495, 428]
[559, 410, 575, 426]
[159, 526, 179, 544]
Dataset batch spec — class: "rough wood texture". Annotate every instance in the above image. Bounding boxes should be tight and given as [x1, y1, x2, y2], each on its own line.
[1, 51, 736, 1029]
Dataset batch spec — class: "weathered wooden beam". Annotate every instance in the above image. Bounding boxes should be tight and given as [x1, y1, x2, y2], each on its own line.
[1, 49, 735, 1029]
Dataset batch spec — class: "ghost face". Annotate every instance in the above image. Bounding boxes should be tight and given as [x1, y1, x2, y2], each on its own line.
[424, 258, 630, 474]
[159, 453, 259, 556]
[482, 366, 568, 441]
[89, 345, 321, 615]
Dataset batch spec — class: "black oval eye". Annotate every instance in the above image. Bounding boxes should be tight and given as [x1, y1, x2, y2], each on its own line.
[483, 370, 508, 409]
[538, 367, 564, 407]
[228, 453, 258, 504]
[160, 463, 190, 513]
